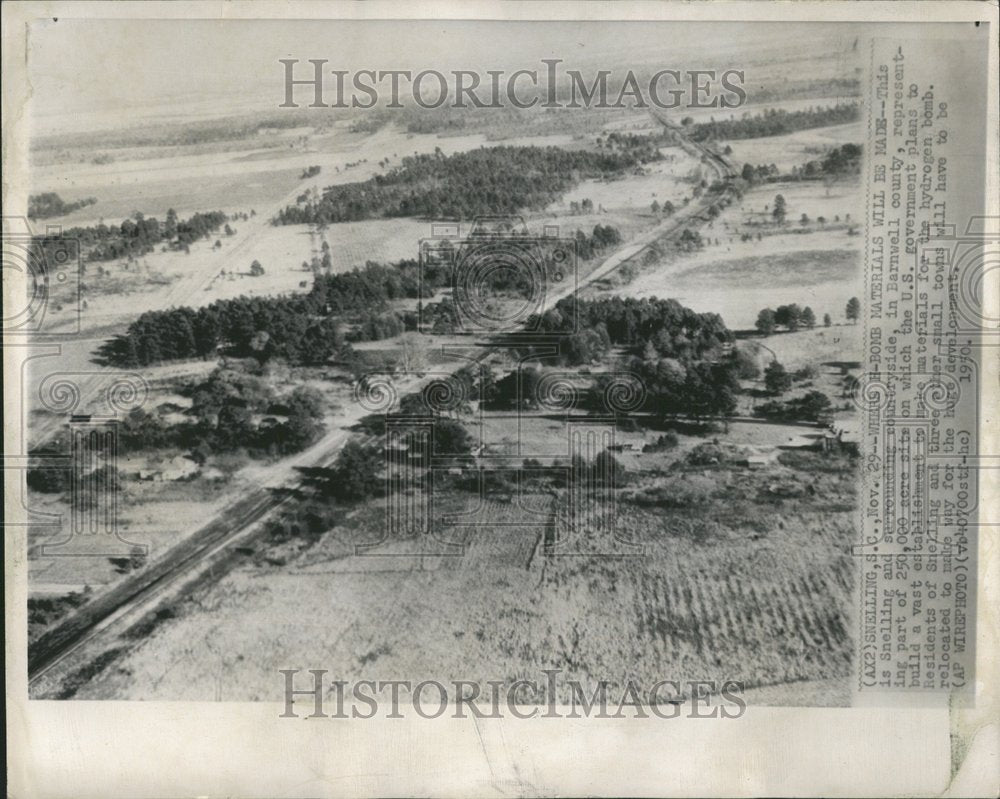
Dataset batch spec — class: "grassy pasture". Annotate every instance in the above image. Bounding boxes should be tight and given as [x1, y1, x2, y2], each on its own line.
[59, 446, 857, 705]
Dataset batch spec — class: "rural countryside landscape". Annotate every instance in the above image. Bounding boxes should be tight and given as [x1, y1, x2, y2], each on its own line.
[20, 25, 866, 707]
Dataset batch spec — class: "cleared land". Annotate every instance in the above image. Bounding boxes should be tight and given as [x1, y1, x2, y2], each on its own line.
[724, 122, 861, 173]
[549, 147, 701, 215]
[57, 434, 856, 704]
[599, 164, 862, 330]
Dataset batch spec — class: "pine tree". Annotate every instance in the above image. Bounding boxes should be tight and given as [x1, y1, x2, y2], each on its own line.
[846, 296, 861, 324]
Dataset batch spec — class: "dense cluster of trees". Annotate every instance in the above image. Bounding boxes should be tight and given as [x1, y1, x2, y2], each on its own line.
[325, 440, 384, 501]
[27, 370, 326, 492]
[740, 163, 780, 184]
[755, 389, 833, 422]
[325, 413, 475, 502]
[819, 143, 862, 175]
[275, 145, 658, 225]
[102, 293, 344, 367]
[633, 357, 741, 419]
[791, 142, 863, 180]
[755, 303, 817, 334]
[533, 296, 732, 360]
[313, 261, 426, 310]
[120, 368, 326, 459]
[28, 192, 96, 220]
[572, 224, 623, 261]
[595, 131, 663, 159]
[32, 209, 227, 267]
[676, 228, 704, 252]
[496, 296, 742, 416]
[688, 104, 859, 143]
[764, 361, 793, 394]
[485, 355, 739, 420]
[505, 295, 730, 367]
[26, 445, 72, 494]
[102, 259, 443, 367]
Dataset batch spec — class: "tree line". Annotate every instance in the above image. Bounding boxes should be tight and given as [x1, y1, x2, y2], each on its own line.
[118, 368, 326, 460]
[687, 103, 859, 143]
[532, 295, 732, 360]
[32, 209, 228, 267]
[755, 297, 860, 334]
[572, 224, 623, 260]
[36, 112, 311, 151]
[101, 259, 444, 367]
[28, 192, 97, 220]
[740, 143, 862, 186]
[274, 145, 658, 225]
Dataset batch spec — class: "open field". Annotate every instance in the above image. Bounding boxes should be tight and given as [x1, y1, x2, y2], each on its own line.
[55, 443, 856, 702]
[599, 173, 862, 330]
[724, 121, 861, 172]
[757, 325, 863, 371]
[318, 218, 437, 271]
[57, 224, 323, 336]
[27, 481, 236, 590]
[30, 162, 303, 229]
[29, 123, 578, 227]
[548, 147, 701, 215]
[600, 95, 860, 137]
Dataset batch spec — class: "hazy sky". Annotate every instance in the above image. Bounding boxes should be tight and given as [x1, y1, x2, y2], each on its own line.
[28, 19, 861, 132]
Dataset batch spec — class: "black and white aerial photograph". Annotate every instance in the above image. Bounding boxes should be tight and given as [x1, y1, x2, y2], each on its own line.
[21, 18, 866, 706]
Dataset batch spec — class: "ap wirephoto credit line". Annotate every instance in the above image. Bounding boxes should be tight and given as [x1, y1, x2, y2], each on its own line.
[4, 2, 997, 797]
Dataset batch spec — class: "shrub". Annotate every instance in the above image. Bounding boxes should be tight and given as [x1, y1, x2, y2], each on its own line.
[686, 442, 727, 466]
[764, 361, 792, 395]
[632, 482, 711, 507]
[329, 440, 383, 501]
[643, 432, 679, 453]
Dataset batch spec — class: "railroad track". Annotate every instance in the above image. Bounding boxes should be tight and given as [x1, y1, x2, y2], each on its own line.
[28, 489, 294, 686]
